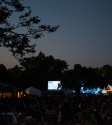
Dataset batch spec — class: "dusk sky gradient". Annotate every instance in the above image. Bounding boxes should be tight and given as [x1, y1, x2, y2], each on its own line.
[0, 0, 112, 69]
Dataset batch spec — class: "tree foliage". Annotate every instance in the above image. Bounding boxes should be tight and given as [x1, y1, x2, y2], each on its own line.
[0, 64, 7, 80]
[99, 65, 112, 84]
[6, 52, 68, 89]
[61, 64, 108, 95]
[0, 0, 59, 62]
[0, 61, 111, 92]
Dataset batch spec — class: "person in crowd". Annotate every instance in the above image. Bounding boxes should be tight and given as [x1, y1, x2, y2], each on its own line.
[25, 110, 33, 124]
[12, 106, 19, 122]
[28, 118, 39, 125]
[81, 107, 97, 125]
[46, 105, 57, 115]
[19, 108, 26, 124]
[64, 119, 75, 125]
[80, 120, 89, 125]
[61, 99, 74, 125]
[2, 104, 18, 125]
[100, 110, 112, 125]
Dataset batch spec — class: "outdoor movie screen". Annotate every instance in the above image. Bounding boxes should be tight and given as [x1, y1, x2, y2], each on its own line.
[48, 81, 62, 90]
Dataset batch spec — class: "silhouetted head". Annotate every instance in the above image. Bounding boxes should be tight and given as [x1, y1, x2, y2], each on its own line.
[64, 119, 74, 125]
[80, 120, 89, 125]
[4, 105, 11, 113]
[30, 118, 39, 125]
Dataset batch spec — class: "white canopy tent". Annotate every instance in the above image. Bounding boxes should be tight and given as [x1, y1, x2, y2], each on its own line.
[102, 89, 107, 94]
[107, 84, 112, 90]
[102, 84, 112, 94]
[25, 86, 41, 96]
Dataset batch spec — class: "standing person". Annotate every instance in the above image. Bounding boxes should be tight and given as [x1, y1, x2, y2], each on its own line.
[61, 99, 74, 125]
[81, 107, 97, 125]
[12, 107, 19, 122]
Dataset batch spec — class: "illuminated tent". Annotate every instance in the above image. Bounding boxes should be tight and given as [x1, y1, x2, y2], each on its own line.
[102, 88, 107, 94]
[107, 84, 112, 90]
[102, 84, 112, 94]
[25, 86, 41, 96]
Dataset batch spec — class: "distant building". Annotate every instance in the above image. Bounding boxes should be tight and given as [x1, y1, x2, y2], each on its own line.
[0, 80, 23, 98]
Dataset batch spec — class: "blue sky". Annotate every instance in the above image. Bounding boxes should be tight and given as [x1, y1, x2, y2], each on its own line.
[0, 0, 112, 69]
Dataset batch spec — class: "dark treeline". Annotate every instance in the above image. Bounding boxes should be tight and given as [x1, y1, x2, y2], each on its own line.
[1, 0, 112, 94]
[0, 51, 112, 94]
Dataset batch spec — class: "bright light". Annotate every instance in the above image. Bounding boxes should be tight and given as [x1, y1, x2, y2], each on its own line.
[80, 87, 102, 94]
[48, 81, 62, 90]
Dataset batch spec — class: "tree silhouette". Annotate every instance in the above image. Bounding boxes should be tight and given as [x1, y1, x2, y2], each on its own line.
[0, 64, 7, 80]
[18, 52, 68, 90]
[0, 0, 59, 63]
[61, 64, 107, 95]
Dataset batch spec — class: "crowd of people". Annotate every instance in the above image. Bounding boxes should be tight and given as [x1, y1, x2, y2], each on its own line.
[0, 93, 112, 125]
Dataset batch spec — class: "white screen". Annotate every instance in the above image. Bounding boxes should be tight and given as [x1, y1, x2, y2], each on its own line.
[48, 81, 61, 90]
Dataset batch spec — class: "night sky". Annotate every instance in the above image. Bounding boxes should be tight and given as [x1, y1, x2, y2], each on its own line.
[0, 0, 112, 69]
